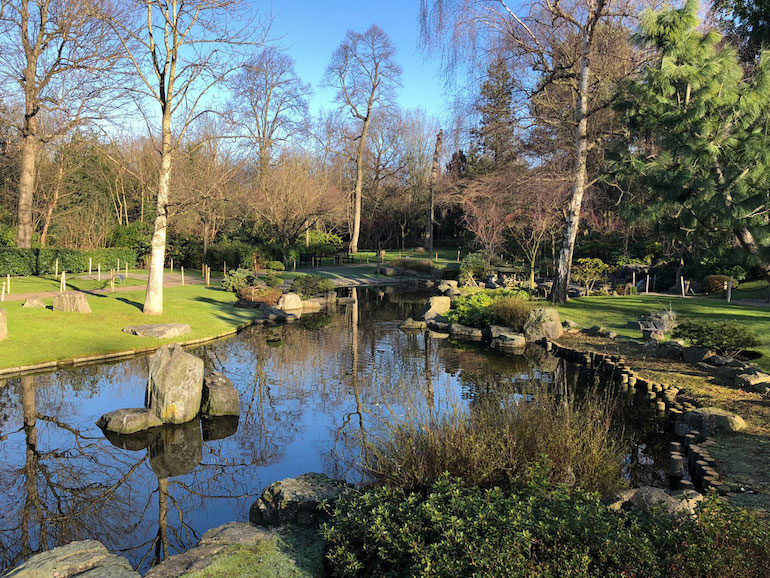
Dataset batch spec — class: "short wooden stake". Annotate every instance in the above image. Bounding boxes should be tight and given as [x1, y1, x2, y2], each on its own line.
[125, 263, 128, 284]
[55, 258, 59, 277]
[224, 261, 227, 275]
[1, 281, 5, 301]
[60, 272, 66, 293]
[435, 251, 438, 261]
[645, 274, 650, 294]
[6, 273, 9, 294]
[727, 277, 733, 303]
[293, 260, 296, 272]
[170, 258, 174, 273]
[680, 276, 686, 298]
[457, 250, 461, 262]
[110, 269, 115, 292]
[117, 258, 120, 272]
[202, 263, 205, 277]
[632, 271, 636, 288]
[89, 257, 92, 275]
[181, 266, 185, 286]
[98, 264, 101, 282]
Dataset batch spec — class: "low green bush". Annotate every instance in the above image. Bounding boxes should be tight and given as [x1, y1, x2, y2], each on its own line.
[365, 389, 624, 495]
[673, 318, 760, 356]
[449, 289, 530, 329]
[458, 252, 488, 284]
[292, 274, 335, 298]
[489, 294, 533, 330]
[0, 248, 137, 276]
[391, 258, 433, 273]
[264, 260, 285, 271]
[238, 286, 282, 305]
[221, 268, 257, 293]
[324, 471, 770, 578]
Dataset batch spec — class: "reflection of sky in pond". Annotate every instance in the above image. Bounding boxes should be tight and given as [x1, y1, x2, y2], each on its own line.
[0, 287, 671, 573]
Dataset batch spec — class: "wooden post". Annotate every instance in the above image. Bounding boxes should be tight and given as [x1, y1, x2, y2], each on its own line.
[435, 251, 438, 261]
[55, 258, 59, 277]
[645, 274, 650, 294]
[457, 250, 461, 262]
[170, 258, 174, 273]
[202, 263, 205, 277]
[110, 269, 115, 292]
[224, 261, 227, 276]
[206, 265, 210, 287]
[680, 275, 686, 298]
[117, 258, 120, 272]
[181, 266, 185, 286]
[727, 277, 733, 303]
[125, 263, 128, 284]
[89, 257, 92, 275]
[632, 271, 636, 288]
[60, 272, 65, 293]
[293, 260, 296, 272]
[6, 273, 9, 294]
[1, 281, 5, 302]
[98, 264, 101, 282]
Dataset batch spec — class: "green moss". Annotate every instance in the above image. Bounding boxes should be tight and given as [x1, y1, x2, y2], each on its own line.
[185, 529, 324, 578]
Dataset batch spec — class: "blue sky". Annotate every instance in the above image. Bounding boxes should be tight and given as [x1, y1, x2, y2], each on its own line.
[270, 0, 448, 121]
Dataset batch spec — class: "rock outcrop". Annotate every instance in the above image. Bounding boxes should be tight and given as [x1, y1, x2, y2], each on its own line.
[249, 472, 348, 527]
[277, 292, 303, 311]
[22, 297, 45, 308]
[3, 540, 139, 577]
[420, 296, 451, 320]
[449, 323, 484, 341]
[52, 291, 91, 313]
[523, 308, 563, 342]
[201, 373, 239, 416]
[122, 323, 192, 339]
[146, 344, 204, 424]
[96, 408, 163, 435]
[679, 407, 747, 435]
[607, 486, 703, 517]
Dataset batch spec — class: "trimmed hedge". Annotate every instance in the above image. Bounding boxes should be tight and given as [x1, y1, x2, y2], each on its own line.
[0, 248, 137, 276]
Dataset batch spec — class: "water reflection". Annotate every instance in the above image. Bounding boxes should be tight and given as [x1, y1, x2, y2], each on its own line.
[0, 287, 671, 573]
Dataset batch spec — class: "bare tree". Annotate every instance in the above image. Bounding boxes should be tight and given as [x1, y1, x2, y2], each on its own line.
[103, 0, 270, 314]
[0, 0, 123, 248]
[420, 0, 643, 302]
[323, 24, 402, 253]
[230, 47, 311, 184]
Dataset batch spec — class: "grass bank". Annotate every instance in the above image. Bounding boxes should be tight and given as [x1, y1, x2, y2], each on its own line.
[0, 285, 260, 370]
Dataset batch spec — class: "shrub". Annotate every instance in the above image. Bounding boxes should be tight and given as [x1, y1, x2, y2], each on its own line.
[441, 263, 460, 280]
[448, 291, 495, 327]
[264, 274, 282, 287]
[292, 274, 335, 298]
[702, 274, 739, 294]
[238, 285, 282, 305]
[391, 258, 434, 273]
[324, 472, 770, 578]
[264, 260, 285, 271]
[365, 388, 625, 495]
[459, 252, 488, 284]
[673, 318, 761, 356]
[221, 268, 257, 293]
[489, 294, 533, 330]
[0, 248, 137, 276]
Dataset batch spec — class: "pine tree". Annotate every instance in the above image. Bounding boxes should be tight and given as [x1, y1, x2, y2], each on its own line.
[471, 56, 517, 169]
[615, 0, 770, 281]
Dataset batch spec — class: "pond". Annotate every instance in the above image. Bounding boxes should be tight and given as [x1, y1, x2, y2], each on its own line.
[0, 287, 672, 573]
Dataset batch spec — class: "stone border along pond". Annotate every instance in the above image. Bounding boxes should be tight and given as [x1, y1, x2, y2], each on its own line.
[3, 286, 743, 577]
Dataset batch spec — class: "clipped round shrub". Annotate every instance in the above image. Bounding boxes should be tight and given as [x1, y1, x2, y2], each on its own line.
[238, 285, 282, 305]
[673, 318, 760, 356]
[292, 274, 335, 298]
[221, 268, 256, 293]
[702, 274, 738, 294]
[264, 260, 285, 271]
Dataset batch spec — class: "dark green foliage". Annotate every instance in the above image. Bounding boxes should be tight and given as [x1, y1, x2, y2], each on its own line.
[221, 268, 257, 293]
[264, 274, 282, 287]
[0, 248, 137, 276]
[238, 286, 282, 305]
[471, 56, 518, 169]
[264, 260, 285, 271]
[714, 0, 770, 62]
[458, 252, 488, 283]
[365, 391, 624, 495]
[107, 223, 152, 262]
[489, 294, 534, 330]
[441, 263, 460, 280]
[324, 472, 770, 578]
[449, 289, 530, 328]
[673, 317, 761, 355]
[205, 241, 260, 270]
[291, 274, 335, 298]
[390, 258, 434, 273]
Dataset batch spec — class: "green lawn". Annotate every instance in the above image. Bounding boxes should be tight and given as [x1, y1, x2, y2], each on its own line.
[6, 274, 146, 294]
[0, 285, 260, 369]
[556, 295, 770, 370]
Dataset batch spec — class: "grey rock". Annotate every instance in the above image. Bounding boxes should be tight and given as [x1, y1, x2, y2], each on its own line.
[200, 522, 273, 546]
[0, 308, 6, 341]
[679, 407, 747, 435]
[638, 310, 677, 333]
[523, 308, 563, 343]
[449, 323, 484, 341]
[52, 291, 91, 313]
[707, 355, 734, 367]
[122, 323, 191, 339]
[643, 328, 665, 342]
[683, 346, 716, 364]
[144, 544, 227, 578]
[4, 540, 139, 577]
[426, 319, 450, 332]
[428, 331, 450, 339]
[201, 373, 239, 416]
[257, 302, 297, 322]
[250, 472, 348, 527]
[379, 266, 398, 276]
[300, 297, 326, 312]
[437, 280, 458, 294]
[660, 340, 684, 358]
[277, 292, 303, 311]
[485, 281, 500, 289]
[607, 487, 703, 517]
[146, 344, 204, 424]
[420, 296, 451, 320]
[400, 317, 427, 331]
[97, 408, 163, 435]
[562, 319, 578, 329]
[148, 421, 203, 478]
[736, 372, 770, 391]
[22, 297, 46, 308]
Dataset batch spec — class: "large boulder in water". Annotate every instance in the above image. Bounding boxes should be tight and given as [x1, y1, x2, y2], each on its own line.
[145, 344, 204, 424]
[249, 473, 348, 527]
[420, 296, 451, 320]
[3, 539, 139, 577]
[148, 421, 203, 478]
[277, 292, 303, 311]
[201, 373, 239, 416]
[523, 308, 563, 342]
[52, 291, 91, 313]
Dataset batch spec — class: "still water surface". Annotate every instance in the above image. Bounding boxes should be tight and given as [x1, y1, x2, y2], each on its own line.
[0, 288, 670, 573]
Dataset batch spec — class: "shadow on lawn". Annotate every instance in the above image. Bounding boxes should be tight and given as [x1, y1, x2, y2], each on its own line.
[117, 297, 144, 311]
